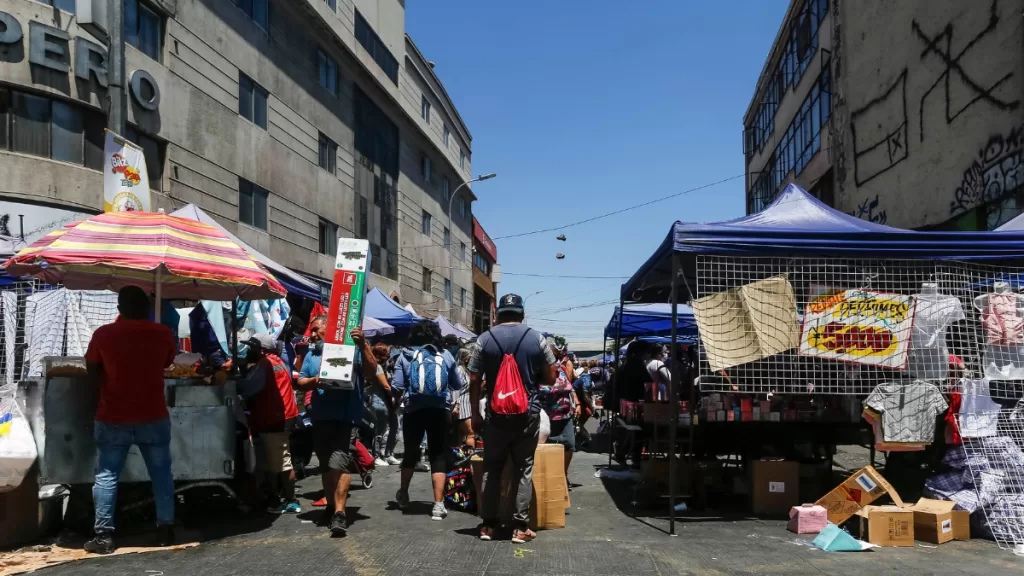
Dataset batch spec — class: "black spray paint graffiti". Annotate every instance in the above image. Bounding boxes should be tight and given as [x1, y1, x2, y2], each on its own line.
[850, 71, 908, 187]
[950, 125, 1024, 215]
[914, 0, 1019, 143]
[848, 194, 888, 225]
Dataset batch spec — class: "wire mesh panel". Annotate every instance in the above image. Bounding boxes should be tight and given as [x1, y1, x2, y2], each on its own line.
[692, 256, 1024, 400]
[954, 407, 1024, 553]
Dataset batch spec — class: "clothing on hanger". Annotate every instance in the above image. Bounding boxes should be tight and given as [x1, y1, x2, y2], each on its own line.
[908, 292, 964, 380]
[958, 378, 1001, 438]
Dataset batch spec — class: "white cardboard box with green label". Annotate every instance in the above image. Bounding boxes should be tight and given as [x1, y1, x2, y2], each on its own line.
[320, 238, 371, 389]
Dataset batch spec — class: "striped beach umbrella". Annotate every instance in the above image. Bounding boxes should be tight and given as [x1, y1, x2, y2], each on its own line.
[2, 211, 286, 303]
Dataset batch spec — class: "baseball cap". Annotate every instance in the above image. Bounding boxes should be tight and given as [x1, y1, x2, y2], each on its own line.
[496, 293, 524, 314]
[247, 333, 277, 352]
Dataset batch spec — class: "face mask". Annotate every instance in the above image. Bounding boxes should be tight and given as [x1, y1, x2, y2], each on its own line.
[313, 341, 324, 354]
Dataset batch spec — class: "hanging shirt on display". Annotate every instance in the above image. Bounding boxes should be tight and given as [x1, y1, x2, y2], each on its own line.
[908, 293, 964, 380]
[864, 381, 948, 444]
[958, 378, 1001, 439]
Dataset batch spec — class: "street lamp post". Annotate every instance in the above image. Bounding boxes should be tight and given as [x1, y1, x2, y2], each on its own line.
[525, 291, 543, 303]
[448, 173, 496, 318]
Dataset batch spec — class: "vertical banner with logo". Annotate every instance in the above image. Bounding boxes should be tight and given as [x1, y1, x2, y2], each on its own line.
[103, 130, 150, 213]
[320, 238, 371, 389]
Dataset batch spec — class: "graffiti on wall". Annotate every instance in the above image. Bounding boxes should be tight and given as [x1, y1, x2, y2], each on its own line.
[850, 71, 909, 186]
[950, 124, 1024, 215]
[848, 194, 888, 224]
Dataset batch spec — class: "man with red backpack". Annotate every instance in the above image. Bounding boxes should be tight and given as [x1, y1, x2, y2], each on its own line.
[469, 294, 557, 543]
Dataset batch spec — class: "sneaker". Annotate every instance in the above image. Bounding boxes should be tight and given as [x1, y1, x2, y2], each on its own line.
[478, 525, 494, 541]
[281, 501, 301, 514]
[511, 528, 536, 544]
[84, 534, 115, 555]
[414, 461, 429, 472]
[395, 489, 410, 510]
[431, 502, 448, 521]
[329, 512, 348, 537]
[374, 457, 389, 467]
[385, 455, 401, 465]
[157, 525, 175, 547]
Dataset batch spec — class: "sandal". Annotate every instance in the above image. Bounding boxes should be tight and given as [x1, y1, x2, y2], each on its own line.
[312, 497, 327, 507]
[511, 528, 536, 544]
[479, 524, 494, 541]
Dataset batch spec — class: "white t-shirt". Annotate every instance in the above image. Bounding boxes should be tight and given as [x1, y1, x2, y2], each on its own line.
[646, 359, 671, 385]
[958, 378, 1000, 438]
[908, 293, 964, 380]
[864, 381, 948, 443]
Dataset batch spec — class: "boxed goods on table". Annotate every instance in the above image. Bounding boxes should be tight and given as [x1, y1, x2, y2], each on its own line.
[854, 505, 914, 547]
[910, 498, 970, 544]
[750, 459, 800, 515]
[815, 465, 903, 525]
[787, 504, 828, 534]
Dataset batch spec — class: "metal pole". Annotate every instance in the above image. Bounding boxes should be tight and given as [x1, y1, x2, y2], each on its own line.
[610, 297, 623, 468]
[231, 299, 238, 375]
[668, 253, 679, 536]
[107, 0, 127, 134]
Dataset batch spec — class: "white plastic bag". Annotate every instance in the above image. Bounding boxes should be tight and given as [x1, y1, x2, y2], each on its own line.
[0, 401, 38, 492]
[538, 409, 551, 443]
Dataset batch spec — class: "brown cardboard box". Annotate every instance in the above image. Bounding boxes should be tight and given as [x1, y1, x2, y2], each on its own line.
[856, 505, 914, 547]
[750, 460, 800, 515]
[815, 465, 904, 525]
[910, 498, 970, 544]
[477, 445, 568, 530]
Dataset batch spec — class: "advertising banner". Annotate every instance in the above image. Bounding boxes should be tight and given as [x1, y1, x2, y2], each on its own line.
[320, 238, 371, 388]
[103, 130, 150, 213]
[798, 289, 917, 369]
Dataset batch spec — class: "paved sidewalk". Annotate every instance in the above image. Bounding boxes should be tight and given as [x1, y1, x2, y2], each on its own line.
[36, 450, 1024, 576]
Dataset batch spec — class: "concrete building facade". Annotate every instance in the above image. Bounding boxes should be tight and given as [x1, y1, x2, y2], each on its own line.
[0, 0, 477, 324]
[744, 0, 1024, 231]
[471, 216, 496, 335]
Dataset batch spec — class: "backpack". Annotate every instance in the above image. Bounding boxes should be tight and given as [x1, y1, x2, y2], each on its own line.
[407, 345, 449, 400]
[488, 328, 533, 416]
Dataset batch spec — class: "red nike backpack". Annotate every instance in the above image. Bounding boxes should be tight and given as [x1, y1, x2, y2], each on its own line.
[488, 329, 532, 415]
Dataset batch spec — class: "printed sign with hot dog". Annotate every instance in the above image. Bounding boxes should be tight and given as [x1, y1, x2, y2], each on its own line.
[799, 289, 917, 369]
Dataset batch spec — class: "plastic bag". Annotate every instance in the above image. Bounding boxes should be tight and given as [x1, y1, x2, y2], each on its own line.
[0, 401, 38, 492]
[538, 409, 551, 443]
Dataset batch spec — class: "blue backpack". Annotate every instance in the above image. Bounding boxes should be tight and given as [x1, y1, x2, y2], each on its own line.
[407, 345, 449, 400]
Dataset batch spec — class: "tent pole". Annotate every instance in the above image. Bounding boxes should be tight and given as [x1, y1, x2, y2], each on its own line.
[669, 252, 679, 537]
[610, 296, 623, 469]
[231, 299, 238, 375]
[154, 268, 162, 325]
[601, 333, 608, 459]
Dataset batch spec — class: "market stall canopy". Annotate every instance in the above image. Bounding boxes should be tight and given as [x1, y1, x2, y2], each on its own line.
[404, 303, 418, 315]
[365, 287, 423, 327]
[622, 183, 1024, 302]
[436, 315, 475, 339]
[454, 322, 476, 337]
[2, 211, 286, 300]
[170, 204, 320, 301]
[605, 303, 698, 339]
[362, 315, 395, 337]
[996, 212, 1024, 231]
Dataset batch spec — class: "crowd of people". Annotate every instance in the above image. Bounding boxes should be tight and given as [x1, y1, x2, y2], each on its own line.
[80, 288, 602, 553]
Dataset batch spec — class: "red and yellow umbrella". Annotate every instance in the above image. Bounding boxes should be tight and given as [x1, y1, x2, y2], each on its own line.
[2, 211, 286, 301]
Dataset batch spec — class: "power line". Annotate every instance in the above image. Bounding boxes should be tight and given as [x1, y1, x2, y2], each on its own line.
[491, 174, 744, 240]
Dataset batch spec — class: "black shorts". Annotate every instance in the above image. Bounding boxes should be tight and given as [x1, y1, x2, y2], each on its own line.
[548, 418, 577, 453]
[313, 420, 354, 472]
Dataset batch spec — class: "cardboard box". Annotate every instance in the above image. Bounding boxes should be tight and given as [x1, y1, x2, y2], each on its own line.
[815, 465, 904, 526]
[856, 505, 914, 547]
[910, 498, 970, 544]
[716, 410, 726, 421]
[320, 238, 370, 389]
[751, 460, 800, 515]
[479, 445, 568, 530]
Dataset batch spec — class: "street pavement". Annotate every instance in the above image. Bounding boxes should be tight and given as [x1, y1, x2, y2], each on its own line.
[36, 448, 1024, 576]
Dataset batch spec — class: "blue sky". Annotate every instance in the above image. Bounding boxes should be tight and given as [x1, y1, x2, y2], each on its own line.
[406, 0, 788, 349]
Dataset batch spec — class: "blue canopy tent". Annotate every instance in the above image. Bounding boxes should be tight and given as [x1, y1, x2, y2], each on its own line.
[615, 183, 1024, 536]
[604, 303, 698, 339]
[436, 315, 475, 339]
[364, 287, 423, 328]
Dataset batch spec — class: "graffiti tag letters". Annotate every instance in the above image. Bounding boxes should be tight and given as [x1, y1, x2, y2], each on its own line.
[950, 125, 1024, 215]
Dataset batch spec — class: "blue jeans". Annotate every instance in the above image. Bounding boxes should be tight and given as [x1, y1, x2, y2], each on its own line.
[93, 419, 174, 534]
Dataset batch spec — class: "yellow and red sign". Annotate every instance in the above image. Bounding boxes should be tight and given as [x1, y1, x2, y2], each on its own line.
[103, 130, 150, 213]
[799, 289, 916, 368]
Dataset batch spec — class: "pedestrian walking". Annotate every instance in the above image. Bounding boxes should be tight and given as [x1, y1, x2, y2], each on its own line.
[452, 345, 476, 448]
[469, 293, 557, 543]
[543, 337, 582, 477]
[368, 343, 394, 466]
[392, 320, 462, 520]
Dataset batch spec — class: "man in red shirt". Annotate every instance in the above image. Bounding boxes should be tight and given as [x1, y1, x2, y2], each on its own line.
[239, 333, 301, 514]
[84, 286, 178, 555]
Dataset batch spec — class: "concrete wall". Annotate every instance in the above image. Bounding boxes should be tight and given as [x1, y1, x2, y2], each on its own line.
[832, 0, 1024, 228]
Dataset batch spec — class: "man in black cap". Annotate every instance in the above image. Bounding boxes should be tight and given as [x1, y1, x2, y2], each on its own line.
[469, 293, 557, 543]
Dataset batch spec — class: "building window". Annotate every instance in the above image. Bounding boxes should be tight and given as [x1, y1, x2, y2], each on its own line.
[318, 218, 338, 255]
[125, 126, 164, 190]
[356, 194, 368, 238]
[442, 178, 450, 203]
[474, 253, 490, 275]
[443, 227, 450, 249]
[0, 88, 106, 171]
[318, 132, 337, 174]
[443, 125, 450, 146]
[234, 0, 268, 30]
[124, 0, 162, 61]
[46, 0, 76, 13]
[422, 267, 432, 293]
[459, 241, 466, 261]
[421, 96, 431, 123]
[354, 87, 399, 177]
[458, 196, 467, 218]
[444, 278, 452, 302]
[239, 73, 268, 130]
[460, 148, 465, 169]
[322, 0, 336, 11]
[421, 153, 432, 183]
[317, 48, 338, 96]
[354, 10, 399, 84]
[460, 288, 467, 308]
[239, 179, 269, 230]
[421, 210, 431, 235]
